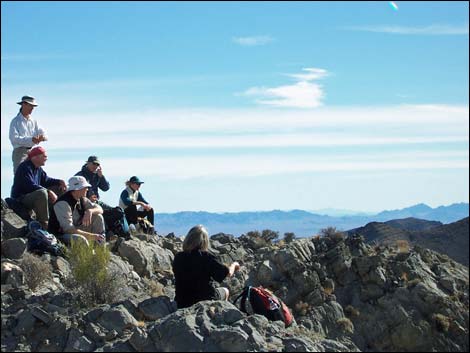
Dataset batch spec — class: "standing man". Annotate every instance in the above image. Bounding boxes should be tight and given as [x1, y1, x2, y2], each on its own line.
[10, 146, 66, 230]
[9, 95, 48, 173]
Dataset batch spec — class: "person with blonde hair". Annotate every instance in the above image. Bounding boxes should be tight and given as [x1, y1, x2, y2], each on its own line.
[172, 225, 241, 309]
[119, 176, 155, 234]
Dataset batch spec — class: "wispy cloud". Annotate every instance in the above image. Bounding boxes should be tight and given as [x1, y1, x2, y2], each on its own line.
[2, 105, 468, 152]
[242, 67, 328, 108]
[232, 35, 274, 46]
[343, 24, 469, 35]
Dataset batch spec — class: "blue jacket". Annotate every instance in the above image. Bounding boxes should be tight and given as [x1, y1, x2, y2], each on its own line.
[75, 164, 110, 199]
[11, 160, 62, 199]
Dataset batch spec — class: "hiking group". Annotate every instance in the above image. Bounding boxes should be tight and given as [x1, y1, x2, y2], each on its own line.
[6, 95, 293, 324]
[8, 95, 156, 246]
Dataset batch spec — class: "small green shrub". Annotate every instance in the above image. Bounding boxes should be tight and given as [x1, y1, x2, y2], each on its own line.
[344, 305, 360, 318]
[261, 229, 279, 243]
[336, 317, 354, 334]
[66, 240, 121, 306]
[20, 252, 52, 290]
[284, 232, 296, 243]
[432, 313, 450, 332]
[320, 227, 345, 241]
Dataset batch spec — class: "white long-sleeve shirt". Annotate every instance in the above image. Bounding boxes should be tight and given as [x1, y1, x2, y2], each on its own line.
[9, 112, 47, 149]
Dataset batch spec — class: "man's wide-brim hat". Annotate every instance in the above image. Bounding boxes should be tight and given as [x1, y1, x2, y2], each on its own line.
[17, 96, 38, 106]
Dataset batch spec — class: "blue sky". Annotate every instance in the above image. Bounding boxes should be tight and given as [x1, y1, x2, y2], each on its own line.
[1, 1, 468, 213]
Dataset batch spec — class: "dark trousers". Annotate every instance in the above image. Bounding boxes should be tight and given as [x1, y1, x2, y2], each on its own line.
[124, 204, 154, 225]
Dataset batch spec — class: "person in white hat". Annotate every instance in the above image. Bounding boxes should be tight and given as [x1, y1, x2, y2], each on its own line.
[9, 95, 48, 173]
[48, 176, 106, 246]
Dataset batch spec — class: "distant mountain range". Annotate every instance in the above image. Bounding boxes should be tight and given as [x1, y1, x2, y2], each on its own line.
[155, 202, 469, 237]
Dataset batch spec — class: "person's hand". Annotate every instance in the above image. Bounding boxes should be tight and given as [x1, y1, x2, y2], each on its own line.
[95, 233, 105, 244]
[232, 261, 241, 272]
[229, 261, 241, 276]
[82, 209, 93, 227]
[143, 203, 152, 211]
[59, 180, 67, 192]
[47, 189, 58, 203]
[96, 166, 103, 178]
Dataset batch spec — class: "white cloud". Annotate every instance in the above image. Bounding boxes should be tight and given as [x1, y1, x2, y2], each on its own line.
[243, 67, 328, 108]
[343, 24, 469, 35]
[2, 150, 468, 183]
[232, 35, 274, 46]
[1, 105, 468, 153]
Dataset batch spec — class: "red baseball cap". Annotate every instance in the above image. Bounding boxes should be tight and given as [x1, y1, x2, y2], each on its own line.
[28, 146, 46, 159]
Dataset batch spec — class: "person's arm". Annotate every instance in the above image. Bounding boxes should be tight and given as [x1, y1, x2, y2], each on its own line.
[97, 168, 110, 192]
[55, 201, 104, 243]
[41, 169, 66, 191]
[81, 198, 103, 227]
[228, 262, 241, 277]
[120, 189, 133, 207]
[137, 192, 152, 210]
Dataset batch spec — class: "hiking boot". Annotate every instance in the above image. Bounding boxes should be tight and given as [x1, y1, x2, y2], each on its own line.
[112, 237, 124, 252]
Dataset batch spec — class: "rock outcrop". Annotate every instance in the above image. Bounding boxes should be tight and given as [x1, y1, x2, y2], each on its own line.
[1, 200, 468, 352]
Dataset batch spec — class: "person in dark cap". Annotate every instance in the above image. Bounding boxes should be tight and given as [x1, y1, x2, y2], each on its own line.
[10, 146, 66, 230]
[119, 176, 155, 234]
[75, 156, 110, 204]
[75, 156, 130, 240]
[9, 95, 48, 173]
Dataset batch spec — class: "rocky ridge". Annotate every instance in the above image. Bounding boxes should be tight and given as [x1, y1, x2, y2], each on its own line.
[1, 201, 469, 352]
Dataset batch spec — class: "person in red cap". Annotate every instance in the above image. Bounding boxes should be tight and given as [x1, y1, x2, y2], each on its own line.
[9, 95, 48, 173]
[10, 146, 66, 230]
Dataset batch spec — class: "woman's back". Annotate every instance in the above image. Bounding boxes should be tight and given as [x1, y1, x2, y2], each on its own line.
[173, 250, 229, 308]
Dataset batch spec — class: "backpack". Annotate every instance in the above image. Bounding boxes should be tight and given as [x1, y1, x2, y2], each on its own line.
[137, 217, 154, 235]
[103, 207, 130, 240]
[26, 221, 66, 257]
[233, 286, 293, 327]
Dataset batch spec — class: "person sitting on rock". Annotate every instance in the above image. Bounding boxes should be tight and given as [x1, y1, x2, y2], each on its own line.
[119, 176, 155, 234]
[10, 146, 66, 230]
[48, 176, 106, 246]
[172, 224, 241, 309]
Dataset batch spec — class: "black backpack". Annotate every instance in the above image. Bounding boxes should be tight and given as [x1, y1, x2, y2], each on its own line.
[103, 207, 130, 240]
[26, 221, 67, 257]
[233, 286, 294, 327]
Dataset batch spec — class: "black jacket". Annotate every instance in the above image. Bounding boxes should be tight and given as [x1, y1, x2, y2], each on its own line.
[172, 250, 229, 309]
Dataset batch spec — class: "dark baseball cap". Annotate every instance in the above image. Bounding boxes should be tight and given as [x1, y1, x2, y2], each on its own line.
[86, 156, 100, 165]
[129, 176, 144, 184]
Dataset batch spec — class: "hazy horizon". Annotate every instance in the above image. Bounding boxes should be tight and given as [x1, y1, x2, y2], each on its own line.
[2, 2, 468, 213]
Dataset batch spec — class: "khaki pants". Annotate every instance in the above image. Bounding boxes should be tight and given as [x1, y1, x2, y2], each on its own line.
[12, 146, 32, 174]
[77, 214, 105, 235]
[18, 188, 49, 223]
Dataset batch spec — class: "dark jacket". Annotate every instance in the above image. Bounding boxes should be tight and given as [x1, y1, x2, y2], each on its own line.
[48, 191, 85, 236]
[172, 250, 229, 309]
[11, 160, 61, 199]
[75, 164, 110, 199]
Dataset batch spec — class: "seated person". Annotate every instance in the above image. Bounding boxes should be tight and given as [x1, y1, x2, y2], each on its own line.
[172, 225, 241, 309]
[48, 176, 106, 246]
[10, 146, 66, 230]
[119, 176, 155, 234]
[75, 155, 129, 239]
[75, 155, 110, 207]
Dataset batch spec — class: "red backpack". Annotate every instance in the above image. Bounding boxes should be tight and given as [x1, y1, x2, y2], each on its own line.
[233, 286, 293, 327]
